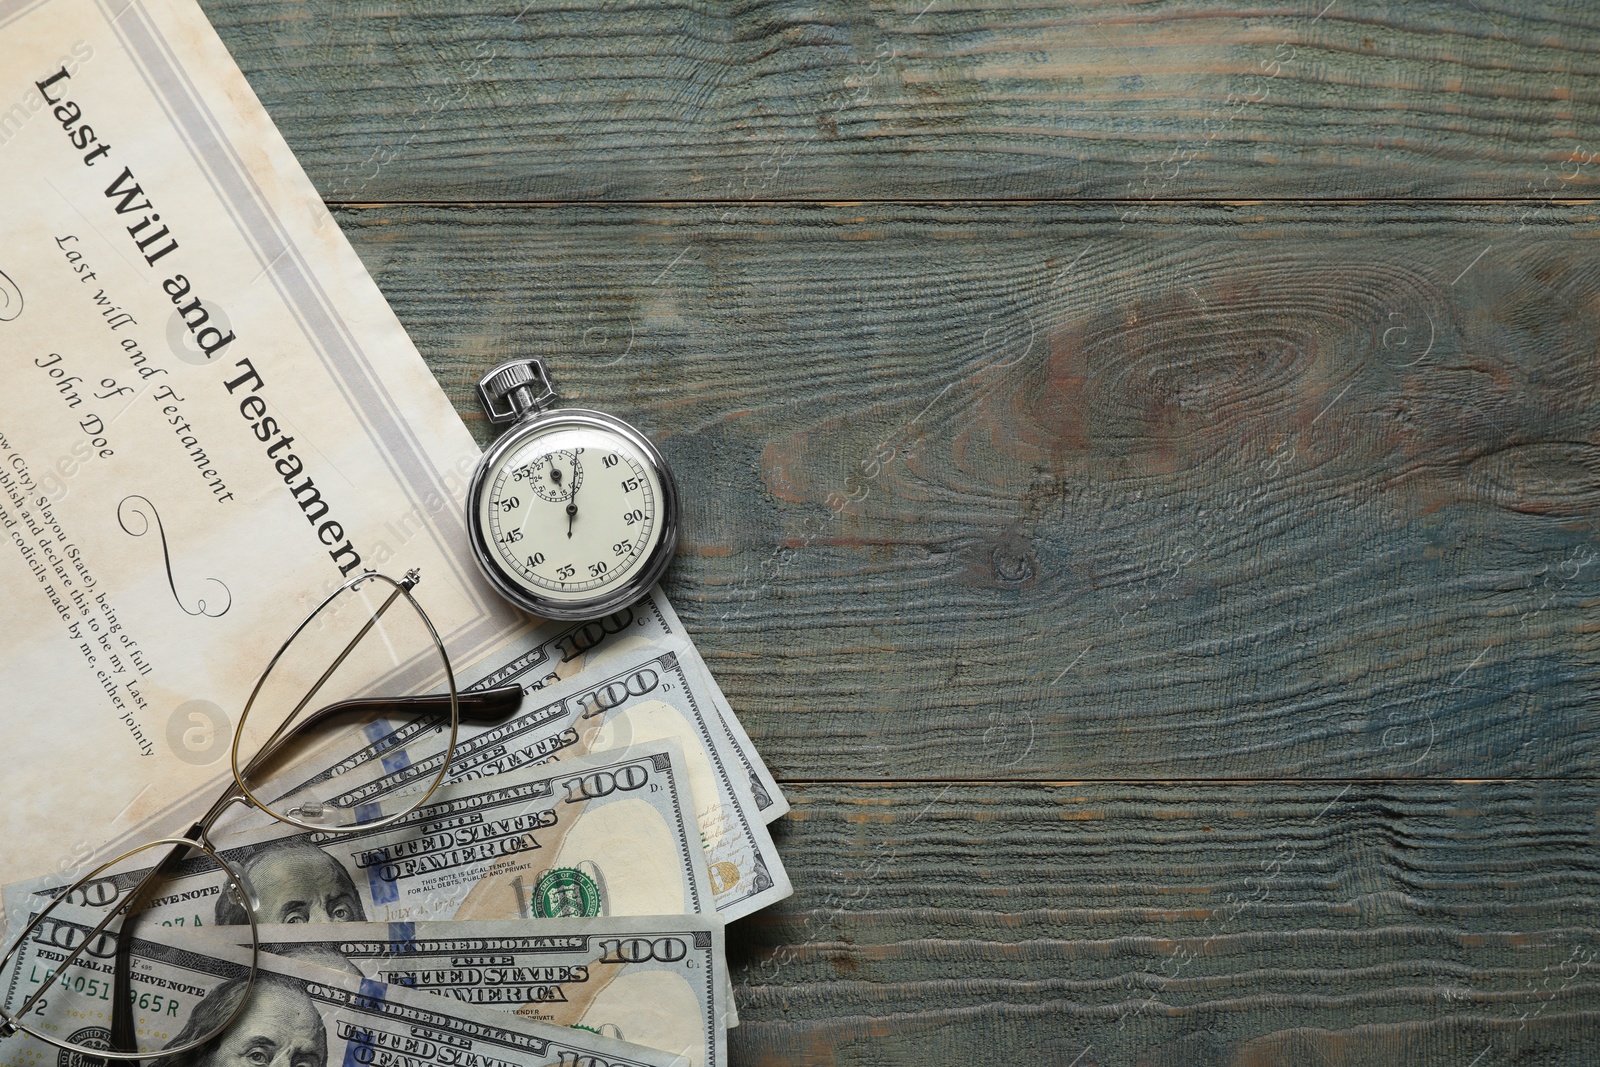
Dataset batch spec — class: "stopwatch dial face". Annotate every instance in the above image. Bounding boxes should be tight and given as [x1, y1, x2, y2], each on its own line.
[479, 420, 665, 605]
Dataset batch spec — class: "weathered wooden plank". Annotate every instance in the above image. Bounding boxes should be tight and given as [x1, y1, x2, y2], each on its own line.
[726, 781, 1600, 1065]
[201, 0, 1600, 203]
[333, 200, 1600, 781]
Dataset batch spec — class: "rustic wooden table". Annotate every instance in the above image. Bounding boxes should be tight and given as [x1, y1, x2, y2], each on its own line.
[205, 1, 1600, 1061]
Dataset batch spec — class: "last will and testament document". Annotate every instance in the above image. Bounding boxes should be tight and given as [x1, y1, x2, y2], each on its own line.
[0, 0, 526, 886]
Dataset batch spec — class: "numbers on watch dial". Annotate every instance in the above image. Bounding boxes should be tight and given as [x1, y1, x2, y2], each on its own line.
[482, 429, 659, 600]
[514, 449, 582, 502]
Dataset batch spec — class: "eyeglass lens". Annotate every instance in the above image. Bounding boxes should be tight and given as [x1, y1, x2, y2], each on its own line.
[234, 573, 459, 831]
[0, 837, 254, 1060]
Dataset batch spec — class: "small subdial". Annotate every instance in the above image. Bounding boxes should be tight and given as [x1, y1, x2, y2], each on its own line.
[520, 450, 583, 502]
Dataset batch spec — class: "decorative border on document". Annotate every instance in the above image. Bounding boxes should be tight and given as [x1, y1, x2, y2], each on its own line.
[5, 0, 517, 665]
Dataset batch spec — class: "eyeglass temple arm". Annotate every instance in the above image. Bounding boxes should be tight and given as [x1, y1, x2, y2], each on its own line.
[288, 684, 527, 732]
[105, 684, 524, 1054]
[233, 684, 525, 785]
[0, 844, 174, 1046]
[0, 821, 206, 1053]
[105, 822, 206, 1061]
[245, 580, 411, 764]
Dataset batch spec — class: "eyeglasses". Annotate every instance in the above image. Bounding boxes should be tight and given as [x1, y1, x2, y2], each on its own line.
[0, 569, 523, 1061]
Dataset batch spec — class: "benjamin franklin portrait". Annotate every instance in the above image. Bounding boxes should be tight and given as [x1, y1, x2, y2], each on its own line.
[154, 974, 326, 1067]
[214, 843, 366, 925]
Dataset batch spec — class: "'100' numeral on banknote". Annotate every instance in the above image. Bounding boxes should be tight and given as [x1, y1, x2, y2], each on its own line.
[4, 744, 713, 934]
[263, 643, 791, 922]
[195, 915, 730, 1067]
[0, 907, 683, 1067]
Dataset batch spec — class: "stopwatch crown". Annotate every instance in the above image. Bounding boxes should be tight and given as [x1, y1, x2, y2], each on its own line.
[478, 359, 557, 423]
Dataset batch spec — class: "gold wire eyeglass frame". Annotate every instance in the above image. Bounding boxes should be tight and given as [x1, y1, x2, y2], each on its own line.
[0, 569, 523, 1062]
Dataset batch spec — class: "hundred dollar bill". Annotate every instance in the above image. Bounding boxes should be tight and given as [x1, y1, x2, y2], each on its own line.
[81, 592, 785, 885]
[0, 905, 679, 1067]
[199, 917, 729, 1067]
[274, 639, 789, 921]
[466, 591, 787, 821]
[5, 744, 712, 932]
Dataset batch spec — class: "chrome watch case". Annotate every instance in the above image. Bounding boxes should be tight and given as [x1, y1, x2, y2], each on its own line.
[466, 359, 680, 621]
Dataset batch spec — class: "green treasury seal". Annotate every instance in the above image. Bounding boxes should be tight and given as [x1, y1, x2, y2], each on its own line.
[531, 867, 601, 917]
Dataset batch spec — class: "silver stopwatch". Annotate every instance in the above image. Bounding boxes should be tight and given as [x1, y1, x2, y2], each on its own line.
[466, 359, 680, 620]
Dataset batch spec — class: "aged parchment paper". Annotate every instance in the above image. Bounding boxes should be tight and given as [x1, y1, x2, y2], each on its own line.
[0, 0, 525, 885]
